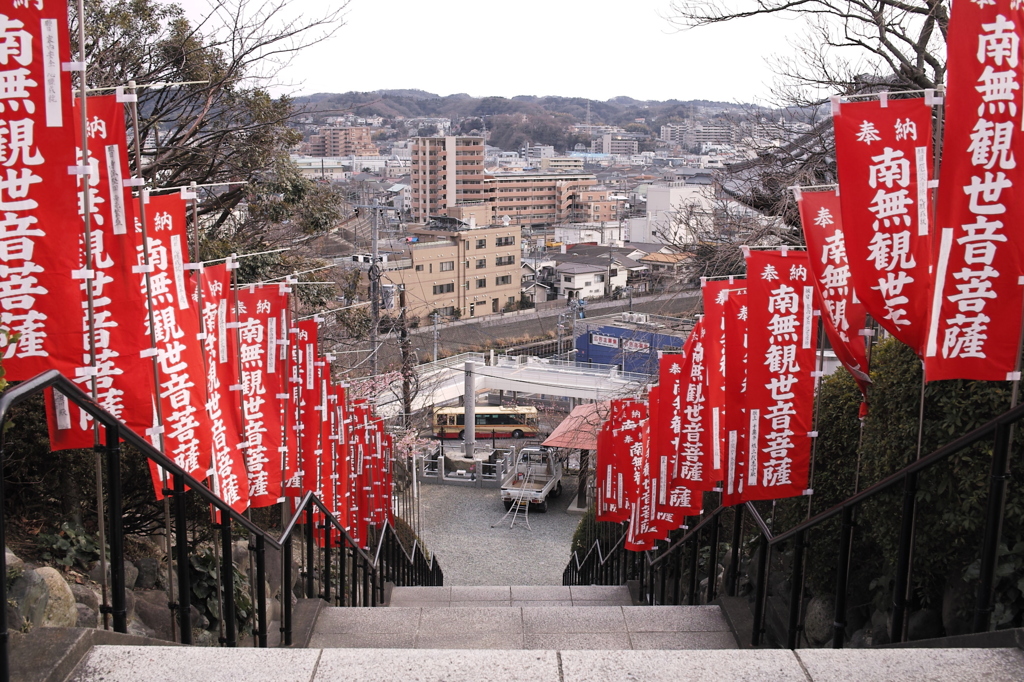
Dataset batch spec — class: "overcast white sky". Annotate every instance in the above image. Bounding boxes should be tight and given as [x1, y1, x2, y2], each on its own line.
[176, 0, 801, 104]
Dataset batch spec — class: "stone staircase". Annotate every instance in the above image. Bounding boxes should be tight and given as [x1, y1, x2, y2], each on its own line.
[65, 585, 1024, 681]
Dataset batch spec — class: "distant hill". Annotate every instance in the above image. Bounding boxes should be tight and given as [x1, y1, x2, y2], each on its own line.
[293, 91, 767, 128]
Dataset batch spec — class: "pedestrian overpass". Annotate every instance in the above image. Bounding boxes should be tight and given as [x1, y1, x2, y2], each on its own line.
[374, 352, 651, 419]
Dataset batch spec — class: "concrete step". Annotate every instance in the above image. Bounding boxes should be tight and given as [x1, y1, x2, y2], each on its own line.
[310, 604, 737, 650]
[68, 645, 1024, 681]
[388, 585, 633, 607]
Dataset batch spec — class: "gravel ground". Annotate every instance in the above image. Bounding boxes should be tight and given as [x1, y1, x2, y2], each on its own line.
[416, 476, 582, 586]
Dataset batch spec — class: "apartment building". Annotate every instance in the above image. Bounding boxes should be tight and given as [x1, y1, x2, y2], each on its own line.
[590, 133, 639, 155]
[411, 136, 486, 221]
[305, 127, 378, 157]
[538, 157, 584, 172]
[383, 218, 522, 320]
[486, 171, 599, 227]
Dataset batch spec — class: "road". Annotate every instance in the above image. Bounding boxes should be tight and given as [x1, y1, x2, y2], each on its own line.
[378, 288, 702, 368]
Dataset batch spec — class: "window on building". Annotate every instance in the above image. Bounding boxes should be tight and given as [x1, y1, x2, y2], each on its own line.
[495, 236, 516, 247]
[476, 238, 486, 249]
[595, 274, 605, 282]
[495, 255, 515, 266]
[440, 261, 454, 272]
[610, 268, 618, 277]
[495, 275, 512, 286]
[432, 283, 455, 295]
[415, 264, 424, 272]
[476, 258, 486, 269]
[476, 278, 486, 289]
[563, 275, 572, 283]
[508, 296, 516, 306]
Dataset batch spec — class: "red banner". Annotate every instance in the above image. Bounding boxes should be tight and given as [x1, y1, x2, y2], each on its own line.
[721, 288, 749, 506]
[138, 194, 210, 490]
[199, 264, 249, 512]
[701, 279, 737, 477]
[833, 97, 934, 353]
[295, 320, 320, 495]
[47, 95, 153, 448]
[236, 284, 289, 507]
[927, 1, 1024, 381]
[797, 188, 871, 395]
[0, 5, 84, 379]
[594, 420, 624, 523]
[743, 251, 817, 501]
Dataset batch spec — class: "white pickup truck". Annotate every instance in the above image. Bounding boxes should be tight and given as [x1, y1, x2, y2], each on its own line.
[500, 446, 563, 513]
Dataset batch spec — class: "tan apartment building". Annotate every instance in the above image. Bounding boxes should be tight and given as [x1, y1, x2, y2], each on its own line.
[572, 188, 620, 223]
[411, 136, 485, 221]
[305, 127, 378, 157]
[485, 171, 599, 228]
[383, 219, 522, 321]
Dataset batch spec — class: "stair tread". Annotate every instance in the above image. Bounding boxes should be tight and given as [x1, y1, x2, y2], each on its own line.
[388, 585, 633, 607]
[68, 645, 1024, 681]
[310, 604, 736, 650]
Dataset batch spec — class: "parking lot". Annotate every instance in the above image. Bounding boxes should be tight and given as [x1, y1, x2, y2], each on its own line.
[416, 476, 582, 586]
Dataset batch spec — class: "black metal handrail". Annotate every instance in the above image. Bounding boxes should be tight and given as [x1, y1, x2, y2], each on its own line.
[563, 399, 1021, 651]
[0, 371, 442, 682]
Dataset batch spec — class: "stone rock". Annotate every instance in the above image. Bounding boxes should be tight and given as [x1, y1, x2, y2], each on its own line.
[133, 590, 174, 641]
[36, 567, 77, 628]
[232, 541, 251, 576]
[123, 561, 139, 590]
[6, 601, 22, 632]
[942, 570, 974, 637]
[908, 608, 943, 641]
[70, 583, 100, 612]
[75, 604, 97, 628]
[123, 587, 136, 623]
[5, 546, 24, 574]
[192, 629, 218, 647]
[870, 609, 891, 646]
[845, 606, 868, 636]
[135, 558, 161, 590]
[263, 544, 282, 598]
[848, 628, 869, 648]
[804, 595, 835, 646]
[9, 568, 47, 628]
[190, 604, 207, 631]
[126, 618, 155, 639]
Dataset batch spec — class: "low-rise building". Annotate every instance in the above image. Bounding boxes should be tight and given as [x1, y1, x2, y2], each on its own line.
[382, 218, 522, 321]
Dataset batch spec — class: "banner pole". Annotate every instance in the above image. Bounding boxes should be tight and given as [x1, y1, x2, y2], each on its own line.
[124, 79, 176, 643]
[73, 0, 110, 631]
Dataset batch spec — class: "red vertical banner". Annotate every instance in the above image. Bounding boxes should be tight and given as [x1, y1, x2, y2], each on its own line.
[721, 289, 749, 506]
[236, 284, 289, 507]
[701, 279, 736, 477]
[743, 251, 817, 502]
[138, 194, 210, 490]
[797, 189, 872, 394]
[617, 399, 655, 551]
[594, 421, 624, 523]
[296, 320, 320, 495]
[0, 4, 84, 379]
[927, 1, 1024, 381]
[199, 264, 249, 512]
[833, 97, 935, 353]
[47, 95, 153, 447]
[381, 431, 393, 525]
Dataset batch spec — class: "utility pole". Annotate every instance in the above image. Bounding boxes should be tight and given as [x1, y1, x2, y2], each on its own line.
[370, 197, 380, 374]
[399, 286, 413, 429]
[432, 312, 439, 362]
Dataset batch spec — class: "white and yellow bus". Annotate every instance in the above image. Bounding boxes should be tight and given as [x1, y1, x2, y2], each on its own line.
[433, 406, 540, 440]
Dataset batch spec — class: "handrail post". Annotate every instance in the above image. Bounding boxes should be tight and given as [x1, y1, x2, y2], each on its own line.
[832, 506, 854, 648]
[173, 473, 192, 645]
[973, 419, 1013, 633]
[105, 423, 127, 633]
[706, 510, 721, 603]
[220, 511, 237, 647]
[255, 534, 267, 648]
[890, 471, 918, 643]
[787, 530, 805, 649]
[728, 505, 744, 597]
[305, 506, 315, 599]
[282, 535, 293, 646]
[322, 524, 331, 603]
[752, 532, 769, 647]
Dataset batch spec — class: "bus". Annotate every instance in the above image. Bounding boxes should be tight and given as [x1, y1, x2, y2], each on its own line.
[433, 406, 540, 439]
